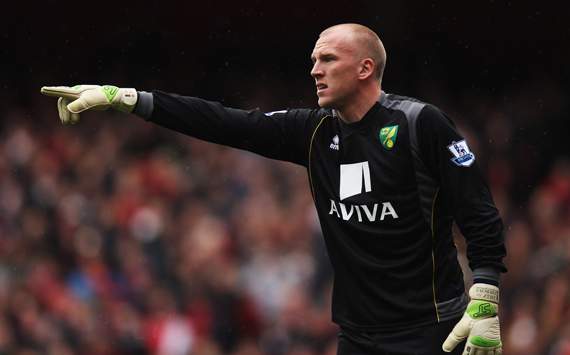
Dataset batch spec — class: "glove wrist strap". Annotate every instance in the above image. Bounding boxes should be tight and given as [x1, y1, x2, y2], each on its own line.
[469, 283, 500, 304]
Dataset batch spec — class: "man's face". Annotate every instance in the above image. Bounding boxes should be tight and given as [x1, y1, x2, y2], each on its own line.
[310, 30, 361, 109]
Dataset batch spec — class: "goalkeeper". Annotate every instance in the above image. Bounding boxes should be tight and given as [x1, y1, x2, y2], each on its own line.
[41, 23, 506, 355]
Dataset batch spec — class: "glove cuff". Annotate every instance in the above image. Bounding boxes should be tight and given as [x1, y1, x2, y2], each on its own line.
[469, 283, 499, 304]
[116, 88, 138, 113]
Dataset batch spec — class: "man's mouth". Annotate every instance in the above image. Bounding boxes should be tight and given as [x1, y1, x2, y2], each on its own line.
[317, 83, 328, 93]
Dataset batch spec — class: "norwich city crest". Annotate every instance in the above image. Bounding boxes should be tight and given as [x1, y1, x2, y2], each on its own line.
[379, 125, 399, 150]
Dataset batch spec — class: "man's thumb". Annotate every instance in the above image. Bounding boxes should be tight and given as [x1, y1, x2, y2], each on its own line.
[66, 97, 91, 113]
[442, 318, 469, 352]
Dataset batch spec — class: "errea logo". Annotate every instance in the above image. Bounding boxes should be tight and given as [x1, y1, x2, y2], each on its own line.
[330, 135, 340, 151]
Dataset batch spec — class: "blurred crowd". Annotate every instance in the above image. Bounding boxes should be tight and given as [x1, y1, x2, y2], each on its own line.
[0, 84, 568, 355]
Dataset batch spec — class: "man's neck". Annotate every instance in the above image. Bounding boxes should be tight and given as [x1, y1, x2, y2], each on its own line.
[337, 85, 382, 124]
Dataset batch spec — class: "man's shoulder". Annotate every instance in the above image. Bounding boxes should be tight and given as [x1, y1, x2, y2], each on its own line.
[380, 92, 445, 122]
[382, 92, 427, 105]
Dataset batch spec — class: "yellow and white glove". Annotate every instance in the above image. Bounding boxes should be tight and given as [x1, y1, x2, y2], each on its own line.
[443, 283, 502, 355]
[40, 85, 138, 125]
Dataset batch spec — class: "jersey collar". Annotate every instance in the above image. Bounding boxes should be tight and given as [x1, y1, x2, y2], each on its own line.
[336, 92, 385, 134]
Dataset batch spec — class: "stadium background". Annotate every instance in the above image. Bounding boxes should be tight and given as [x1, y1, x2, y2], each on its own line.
[1, 1, 569, 354]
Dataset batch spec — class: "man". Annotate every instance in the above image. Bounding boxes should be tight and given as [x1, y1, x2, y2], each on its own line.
[41, 23, 506, 355]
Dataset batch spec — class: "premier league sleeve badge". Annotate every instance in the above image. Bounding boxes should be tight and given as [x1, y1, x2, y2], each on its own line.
[447, 140, 476, 167]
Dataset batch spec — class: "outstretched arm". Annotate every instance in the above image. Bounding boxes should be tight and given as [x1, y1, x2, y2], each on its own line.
[41, 85, 323, 166]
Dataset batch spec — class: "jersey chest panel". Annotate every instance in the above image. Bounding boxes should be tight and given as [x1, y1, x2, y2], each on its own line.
[309, 115, 422, 230]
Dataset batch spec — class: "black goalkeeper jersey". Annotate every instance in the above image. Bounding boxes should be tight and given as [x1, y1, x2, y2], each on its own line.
[137, 90, 506, 332]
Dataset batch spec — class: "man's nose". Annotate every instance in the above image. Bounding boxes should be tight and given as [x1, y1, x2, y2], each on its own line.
[310, 63, 323, 78]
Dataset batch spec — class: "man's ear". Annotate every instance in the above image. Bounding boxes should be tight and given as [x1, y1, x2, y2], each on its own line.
[358, 58, 375, 80]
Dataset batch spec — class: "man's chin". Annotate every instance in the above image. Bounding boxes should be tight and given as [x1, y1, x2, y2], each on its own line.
[317, 97, 335, 108]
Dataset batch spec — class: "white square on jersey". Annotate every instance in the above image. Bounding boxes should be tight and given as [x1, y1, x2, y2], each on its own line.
[339, 162, 372, 200]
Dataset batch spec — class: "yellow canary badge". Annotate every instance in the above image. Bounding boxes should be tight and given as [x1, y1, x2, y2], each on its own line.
[379, 125, 399, 150]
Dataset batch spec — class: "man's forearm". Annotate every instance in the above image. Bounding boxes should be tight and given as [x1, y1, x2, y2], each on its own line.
[131, 90, 319, 166]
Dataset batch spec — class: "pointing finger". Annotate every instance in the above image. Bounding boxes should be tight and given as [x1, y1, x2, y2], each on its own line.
[41, 86, 81, 99]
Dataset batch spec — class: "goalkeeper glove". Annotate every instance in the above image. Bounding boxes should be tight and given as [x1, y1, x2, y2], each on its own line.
[40, 85, 138, 124]
[442, 283, 502, 354]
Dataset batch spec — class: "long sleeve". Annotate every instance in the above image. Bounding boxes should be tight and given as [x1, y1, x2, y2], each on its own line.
[135, 90, 324, 166]
[416, 105, 507, 273]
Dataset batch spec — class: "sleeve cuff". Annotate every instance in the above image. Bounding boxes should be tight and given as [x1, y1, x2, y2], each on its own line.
[473, 267, 500, 286]
[134, 91, 154, 120]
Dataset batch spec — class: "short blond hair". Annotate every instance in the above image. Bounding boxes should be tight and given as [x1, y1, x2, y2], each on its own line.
[320, 23, 387, 82]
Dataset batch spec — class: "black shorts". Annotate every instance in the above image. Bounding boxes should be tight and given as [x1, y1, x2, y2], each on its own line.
[337, 317, 465, 355]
